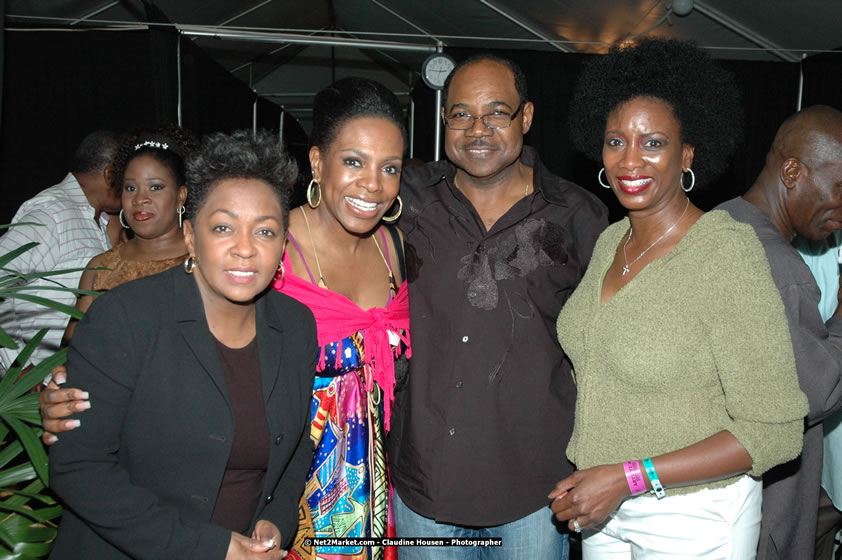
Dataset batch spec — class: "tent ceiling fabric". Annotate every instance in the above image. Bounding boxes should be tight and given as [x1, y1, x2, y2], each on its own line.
[6, 0, 842, 131]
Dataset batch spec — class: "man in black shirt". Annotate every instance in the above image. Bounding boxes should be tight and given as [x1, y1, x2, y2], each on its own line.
[387, 54, 608, 558]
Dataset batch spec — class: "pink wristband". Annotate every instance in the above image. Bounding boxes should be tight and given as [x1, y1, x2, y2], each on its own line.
[624, 460, 647, 495]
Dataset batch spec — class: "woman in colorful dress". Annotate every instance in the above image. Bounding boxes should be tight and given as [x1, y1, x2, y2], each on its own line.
[40, 79, 410, 559]
[279, 77, 410, 560]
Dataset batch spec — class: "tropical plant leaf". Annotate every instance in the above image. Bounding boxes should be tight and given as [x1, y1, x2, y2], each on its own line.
[0, 333, 47, 394]
[0, 295, 81, 320]
[0, 480, 51, 509]
[12, 542, 51, 557]
[0, 521, 17, 551]
[7, 524, 55, 544]
[0, 397, 40, 426]
[0, 244, 39, 271]
[0, 395, 39, 416]
[0, 266, 102, 283]
[0, 286, 86, 296]
[0, 285, 100, 300]
[0, 419, 46, 486]
[0, 464, 36, 488]
[0, 443, 23, 471]
[0, 511, 56, 544]
[26, 506, 60, 523]
[0, 332, 17, 352]
[0, 350, 66, 409]
[0, 502, 58, 524]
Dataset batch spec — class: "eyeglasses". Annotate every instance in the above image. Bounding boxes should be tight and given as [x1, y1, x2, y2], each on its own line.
[444, 103, 524, 130]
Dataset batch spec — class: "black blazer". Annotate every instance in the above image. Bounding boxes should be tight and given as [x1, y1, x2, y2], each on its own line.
[48, 265, 317, 559]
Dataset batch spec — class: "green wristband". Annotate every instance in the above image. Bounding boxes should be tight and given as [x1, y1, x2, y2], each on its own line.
[642, 457, 666, 499]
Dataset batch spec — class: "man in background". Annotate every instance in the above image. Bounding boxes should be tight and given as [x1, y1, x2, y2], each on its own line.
[717, 105, 842, 560]
[0, 131, 121, 373]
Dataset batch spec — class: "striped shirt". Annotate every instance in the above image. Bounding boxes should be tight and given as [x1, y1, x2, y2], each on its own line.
[0, 173, 111, 372]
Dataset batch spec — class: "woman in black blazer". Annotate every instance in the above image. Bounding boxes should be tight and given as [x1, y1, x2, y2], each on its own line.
[48, 130, 317, 560]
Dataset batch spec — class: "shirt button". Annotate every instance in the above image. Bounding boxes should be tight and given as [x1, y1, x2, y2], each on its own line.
[449, 428, 456, 436]
[468, 291, 477, 298]
[456, 381, 463, 388]
[461, 336, 469, 343]
[265, 495, 273, 503]
[275, 434, 284, 445]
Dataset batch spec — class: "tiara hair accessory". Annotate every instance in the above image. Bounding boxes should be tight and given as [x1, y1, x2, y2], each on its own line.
[134, 140, 169, 151]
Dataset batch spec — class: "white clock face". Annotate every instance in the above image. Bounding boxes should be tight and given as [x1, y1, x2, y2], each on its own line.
[423, 56, 455, 89]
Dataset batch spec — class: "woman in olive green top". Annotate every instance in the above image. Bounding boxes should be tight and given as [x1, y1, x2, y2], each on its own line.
[550, 39, 807, 559]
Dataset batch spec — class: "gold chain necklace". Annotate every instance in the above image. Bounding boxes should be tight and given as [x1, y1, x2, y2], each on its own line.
[299, 206, 397, 295]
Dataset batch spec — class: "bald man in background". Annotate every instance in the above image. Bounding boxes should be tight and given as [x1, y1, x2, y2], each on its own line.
[717, 105, 842, 560]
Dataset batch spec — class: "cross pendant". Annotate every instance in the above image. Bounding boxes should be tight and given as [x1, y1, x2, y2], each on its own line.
[622, 265, 630, 276]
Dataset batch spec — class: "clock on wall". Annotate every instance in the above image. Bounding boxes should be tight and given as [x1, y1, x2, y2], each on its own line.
[421, 53, 456, 90]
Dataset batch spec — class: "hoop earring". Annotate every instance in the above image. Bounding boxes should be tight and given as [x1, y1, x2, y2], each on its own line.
[183, 256, 196, 274]
[119, 209, 130, 229]
[177, 205, 186, 228]
[598, 168, 611, 189]
[277, 261, 285, 282]
[381, 195, 402, 223]
[681, 168, 696, 192]
[307, 178, 322, 209]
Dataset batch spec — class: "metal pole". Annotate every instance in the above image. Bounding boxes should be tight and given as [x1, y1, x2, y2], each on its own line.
[367, 0, 445, 45]
[178, 26, 437, 53]
[409, 97, 415, 159]
[218, 0, 274, 27]
[796, 53, 806, 111]
[177, 33, 182, 126]
[70, 1, 119, 25]
[253, 94, 258, 135]
[433, 43, 444, 162]
[478, 0, 574, 53]
[279, 109, 285, 148]
[693, 1, 798, 62]
[434, 89, 442, 161]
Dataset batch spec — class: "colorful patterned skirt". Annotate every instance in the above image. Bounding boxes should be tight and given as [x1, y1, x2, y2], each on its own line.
[288, 333, 396, 560]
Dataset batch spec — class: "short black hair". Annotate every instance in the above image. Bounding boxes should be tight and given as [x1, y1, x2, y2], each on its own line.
[442, 54, 529, 109]
[185, 130, 297, 230]
[310, 77, 407, 152]
[569, 38, 743, 188]
[71, 131, 121, 175]
[109, 124, 198, 194]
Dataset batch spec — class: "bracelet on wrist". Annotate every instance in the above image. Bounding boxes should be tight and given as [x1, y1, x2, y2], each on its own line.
[642, 457, 666, 499]
[623, 460, 647, 495]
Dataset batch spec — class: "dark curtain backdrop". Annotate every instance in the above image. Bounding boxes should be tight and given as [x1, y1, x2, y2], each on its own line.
[3, 35, 838, 225]
[802, 52, 842, 110]
[0, 28, 305, 224]
[411, 48, 841, 222]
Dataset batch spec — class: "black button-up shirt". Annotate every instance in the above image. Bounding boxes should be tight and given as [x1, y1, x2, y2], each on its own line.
[387, 147, 608, 526]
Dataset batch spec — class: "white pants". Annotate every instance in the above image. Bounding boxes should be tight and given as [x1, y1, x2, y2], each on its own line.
[582, 475, 761, 560]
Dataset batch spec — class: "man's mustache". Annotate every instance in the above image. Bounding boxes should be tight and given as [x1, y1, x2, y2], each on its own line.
[462, 141, 495, 149]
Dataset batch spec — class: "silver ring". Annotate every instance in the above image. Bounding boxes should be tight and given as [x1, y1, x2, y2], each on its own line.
[572, 518, 582, 533]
